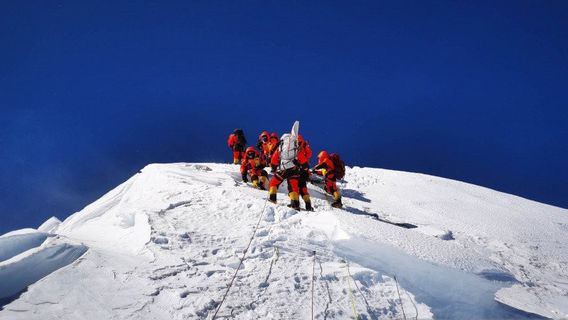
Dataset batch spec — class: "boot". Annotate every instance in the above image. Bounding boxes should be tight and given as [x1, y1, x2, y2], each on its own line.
[269, 187, 278, 204]
[269, 193, 277, 204]
[331, 192, 343, 208]
[288, 200, 300, 210]
[288, 192, 300, 210]
[303, 195, 314, 211]
[305, 201, 314, 211]
[331, 199, 343, 208]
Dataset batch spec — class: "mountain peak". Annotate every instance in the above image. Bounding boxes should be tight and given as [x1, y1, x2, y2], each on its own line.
[1, 163, 567, 319]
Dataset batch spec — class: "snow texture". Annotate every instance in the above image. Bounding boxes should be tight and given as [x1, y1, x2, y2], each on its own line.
[0, 163, 566, 319]
[37, 217, 61, 233]
[0, 230, 49, 262]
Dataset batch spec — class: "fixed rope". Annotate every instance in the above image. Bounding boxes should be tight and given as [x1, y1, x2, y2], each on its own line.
[345, 259, 373, 317]
[341, 260, 359, 319]
[317, 258, 333, 320]
[404, 289, 419, 320]
[311, 251, 316, 320]
[211, 199, 269, 319]
[394, 275, 407, 320]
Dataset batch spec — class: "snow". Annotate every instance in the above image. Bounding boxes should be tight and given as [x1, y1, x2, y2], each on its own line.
[0, 229, 49, 262]
[0, 238, 87, 301]
[37, 217, 61, 233]
[0, 162, 566, 319]
[0, 228, 39, 238]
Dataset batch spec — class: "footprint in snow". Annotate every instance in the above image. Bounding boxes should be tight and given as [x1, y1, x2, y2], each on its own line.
[264, 207, 275, 222]
[151, 237, 169, 244]
[256, 229, 269, 237]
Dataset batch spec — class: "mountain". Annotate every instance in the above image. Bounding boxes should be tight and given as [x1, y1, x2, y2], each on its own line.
[1, 163, 567, 319]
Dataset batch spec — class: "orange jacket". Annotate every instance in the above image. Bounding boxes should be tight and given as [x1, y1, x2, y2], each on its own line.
[241, 157, 267, 177]
[270, 149, 281, 169]
[314, 157, 335, 176]
[227, 134, 237, 148]
[268, 136, 279, 155]
[258, 141, 272, 156]
[297, 141, 312, 166]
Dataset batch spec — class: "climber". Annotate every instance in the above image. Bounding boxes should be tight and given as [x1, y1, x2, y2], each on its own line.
[267, 132, 279, 158]
[296, 135, 313, 211]
[256, 131, 272, 162]
[268, 133, 301, 210]
[240, 147, 268, 190]
[312, 151, 343, 208]
[227, 129, 247, 164]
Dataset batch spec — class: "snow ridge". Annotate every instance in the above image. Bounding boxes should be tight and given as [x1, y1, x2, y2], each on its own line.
[0, 162, 567, 319]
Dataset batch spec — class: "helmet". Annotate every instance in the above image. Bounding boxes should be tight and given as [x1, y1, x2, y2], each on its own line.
[246, 147, 258, 159]
[318, 151, 329, 160]
[259, 131, 269, 142]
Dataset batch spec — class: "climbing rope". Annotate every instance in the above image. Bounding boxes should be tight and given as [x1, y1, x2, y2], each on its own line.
[317, 257, 333, 320]
[341, 260, 359, 319]
[345, 259, 373, 316]
[394, 275, 407, 320]
[404, 289, 419, 320]
[211, 199, 269, 319]
[311, 250, 316, 320]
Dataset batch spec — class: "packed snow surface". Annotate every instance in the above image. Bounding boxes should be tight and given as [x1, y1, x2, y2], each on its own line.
[37, 217, 61, 233]
[1, 163, 567, 319]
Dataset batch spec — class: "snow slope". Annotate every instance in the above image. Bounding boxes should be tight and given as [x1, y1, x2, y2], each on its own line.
[0, 163, 567, 319]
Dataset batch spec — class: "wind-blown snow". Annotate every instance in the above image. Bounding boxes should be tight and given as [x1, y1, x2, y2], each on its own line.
[0, 240, 87, 301]
[0, 163, 566, 319]
[0, 230, 49, 262]
[37, 217, 61, 233]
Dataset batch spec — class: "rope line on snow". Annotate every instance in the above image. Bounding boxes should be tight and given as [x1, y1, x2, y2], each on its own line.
[211, 198, 269, 320]
[404, 289, 419, 320]
[345, 258, 374, 317]
[394, 275, 407, 320]
[311, 250, 316, 320]
[342, 261, 359, 319]
[317, 257, 333, 320]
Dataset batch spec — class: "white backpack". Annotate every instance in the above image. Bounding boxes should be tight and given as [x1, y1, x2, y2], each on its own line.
[278, 133, 299, 170]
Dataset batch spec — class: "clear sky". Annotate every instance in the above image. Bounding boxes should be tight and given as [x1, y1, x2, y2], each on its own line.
[1, 1, 567, 234]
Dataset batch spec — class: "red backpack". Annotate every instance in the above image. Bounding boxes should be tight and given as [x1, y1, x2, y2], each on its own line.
[329, 153, 345, 180]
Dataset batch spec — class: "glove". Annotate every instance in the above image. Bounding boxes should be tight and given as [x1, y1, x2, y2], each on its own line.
[242, 174, 248, 183]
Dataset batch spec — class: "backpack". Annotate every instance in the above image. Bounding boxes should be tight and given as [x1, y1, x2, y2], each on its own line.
[278, 133, 299, 170]
[329, 153, 345, 180]
[233, 129, 247, 146]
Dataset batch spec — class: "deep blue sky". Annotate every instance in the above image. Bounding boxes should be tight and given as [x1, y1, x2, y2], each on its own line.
[1, 1, 567, 234]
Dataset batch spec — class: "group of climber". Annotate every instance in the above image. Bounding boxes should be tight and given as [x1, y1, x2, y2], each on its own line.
[227, 128, 344, 210]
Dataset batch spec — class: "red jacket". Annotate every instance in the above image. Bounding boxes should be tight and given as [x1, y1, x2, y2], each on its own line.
[314, 158, 335, 176]
[227, 134, 237, 148]
[297, 141, 312, 166]
[270, 149, 281, 169]
[241, 157, 267, 177]
[268, 136, 279, 156]
[258, 141, 272, 156]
